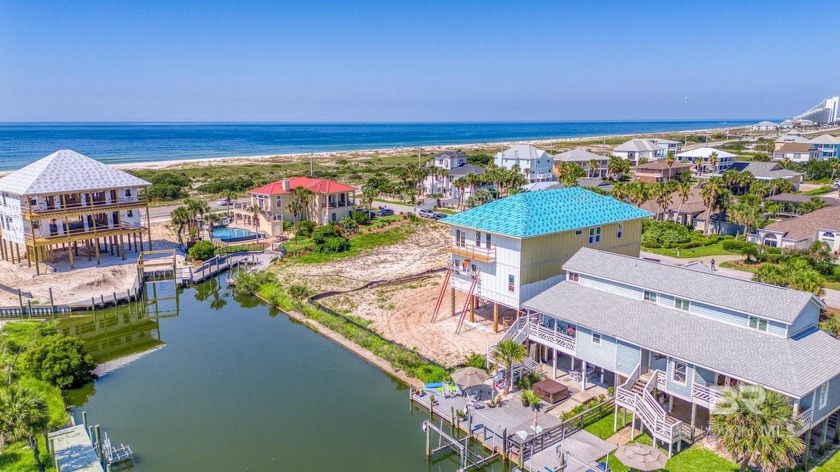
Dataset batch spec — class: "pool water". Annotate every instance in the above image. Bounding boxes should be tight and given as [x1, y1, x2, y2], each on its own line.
[212, 225, 259, 242]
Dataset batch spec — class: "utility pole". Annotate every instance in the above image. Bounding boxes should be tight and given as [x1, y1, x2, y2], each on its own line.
[310, 153, 313, 176]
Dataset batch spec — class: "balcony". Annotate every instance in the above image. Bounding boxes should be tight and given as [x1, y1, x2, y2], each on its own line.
[24, 199, 148, 219]
[323, 200, 355, 208]
[528, 323, 576, 352]
[25, 222, 147, 243]
[691, 382, 725, 408]
[447, 241, 496, 263]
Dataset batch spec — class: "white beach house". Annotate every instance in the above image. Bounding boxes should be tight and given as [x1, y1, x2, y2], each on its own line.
[494, 144, 554, 183]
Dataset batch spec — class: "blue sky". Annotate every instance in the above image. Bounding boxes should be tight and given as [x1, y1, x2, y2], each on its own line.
[1, 1, 838, 122]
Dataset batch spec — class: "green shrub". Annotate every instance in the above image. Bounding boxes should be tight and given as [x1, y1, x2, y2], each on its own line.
[350, 210, 371, 225]
[145, 183, 185, 201]
[766, 246, 782, 255]
[21, 334, 97, 389]
[149, 172, 191, 187]
[722, 239, 747, 252]
[16, 376, 68, 428]
[318, 236, 351, 253]
[188, 240, 216, 261]
[232, 270, 278, 294]
[642, 241, 662, 249]
[411, 365, 448, 383]
[464, 353, 487, 370]
[288, 284, 310, 300]
[196, 176, 255, 194]
[298, 220, 316, 238]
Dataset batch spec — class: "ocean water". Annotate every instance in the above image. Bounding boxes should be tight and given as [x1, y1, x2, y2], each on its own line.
[0, 121, 761, 171]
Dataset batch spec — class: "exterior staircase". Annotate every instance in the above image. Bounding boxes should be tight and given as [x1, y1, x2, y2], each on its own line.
[616, 364, 684, 454]
[486, 314, 541, 381]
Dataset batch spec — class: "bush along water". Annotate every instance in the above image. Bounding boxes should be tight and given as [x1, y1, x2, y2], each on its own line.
[232, 271, 449, 383]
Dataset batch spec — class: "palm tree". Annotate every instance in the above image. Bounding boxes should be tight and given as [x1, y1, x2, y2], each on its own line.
[491, 339, 527, 394]
[285, 200, 302, 239]
[291, 186, 315, 222]
[610, 181, 630, 201]
[627, 182, 650, 207]
[673, 181, 693, 223]
[170, 206, 191, 245]
[701, 177, 724, 235]
[204, 213, 222, 238]
[652, 182, 673, 220]
[664, 151, 676, 169]
[708, 151, 720, 173]
[694, 156, 705, 175]
[184, 198, 210, 232]
[710, 387, 803, 472]
[780, 157, 792, 169]
[588, 159, 601, 178]
[247, 204, 262, 233]
[0, 385, 49, 472]
[221, 189, 238, 217]
[453, 177, 468, 209]
[607, 154, 629, 180]
[556, 162, 585, 188]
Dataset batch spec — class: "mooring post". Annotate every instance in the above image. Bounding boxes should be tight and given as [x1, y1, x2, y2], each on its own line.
[429, 393, 435, 421]
[93, 425, 102, 462]
[48, 288, 55, 314]
[501, 427, 508, 462]
[17, 289, 23, 316]
[91, 297, 96, 312]
[466, 410, 473, 448]
[425, 422, 430, 459]
[27, 300, 32, 318]
[82, 411, 88, 430]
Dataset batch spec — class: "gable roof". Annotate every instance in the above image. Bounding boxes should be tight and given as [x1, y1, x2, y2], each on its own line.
[554, 148, 608, 163]
[760, 206, 840, 241]
[434, 150, 468, 160]
[563, 248, 822, 323]
[495, 144, 552, 161]
[249, 177, 355, 196]
[675, 147, 737, 159]
[523, 280, 840, 397]
[776, 143, 817, 153]
[0, 150, 150, 196]
[727, 161, 803, 179]
[613, 139, 665, 153]
[440, 187, 651, 238]
[775, 134, 811, 144]
[448, 164, 485, 176]
[809, 134, 840, 145]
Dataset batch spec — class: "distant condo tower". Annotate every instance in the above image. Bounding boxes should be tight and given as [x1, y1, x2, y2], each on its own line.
[793, 96, 839, 124]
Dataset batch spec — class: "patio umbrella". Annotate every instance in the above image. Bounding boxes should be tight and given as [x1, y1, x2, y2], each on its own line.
[614, 444, 667, 471]
[450, 367, 490, 389]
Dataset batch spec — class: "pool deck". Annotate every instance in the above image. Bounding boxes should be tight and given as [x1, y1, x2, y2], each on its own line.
[48, 425, 104, 472]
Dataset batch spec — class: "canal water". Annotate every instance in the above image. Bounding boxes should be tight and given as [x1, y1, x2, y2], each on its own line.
[62, 278, 509, 471]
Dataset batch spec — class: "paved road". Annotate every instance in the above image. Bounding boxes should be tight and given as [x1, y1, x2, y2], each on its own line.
[641, 251, 840, 308]
[147, 200, 238, 224]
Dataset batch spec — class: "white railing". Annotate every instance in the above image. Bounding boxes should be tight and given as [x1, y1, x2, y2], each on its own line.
[692, 382, 724, 408]
[797, 407, 814, 434]
[642, 371, 683, 443]
[529, 324, 576, 351]
[616, 363, 641, 409]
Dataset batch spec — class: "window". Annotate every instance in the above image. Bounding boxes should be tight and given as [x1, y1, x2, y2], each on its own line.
[588, 226, 601, 244]
[617, 223, 623, 239]
[126, 210, 133, 217]
[486, 233, 492, 249]
[331, 212, 337, 222]
[672, 362, 687, 384]
[674, 298, 690, 311]
[476, 231, 482, 247]
[568, 272, 579, 282]
[508, 275, 515, 292]
[643, 290, 657, 303]
[124, 189, 132, 197]
[592, 332, 601, 345]
[820, 382, 829, 408]
[575, 229, 583, 236]
[821, 231, 835, 248]
[748, 316, 768, 332]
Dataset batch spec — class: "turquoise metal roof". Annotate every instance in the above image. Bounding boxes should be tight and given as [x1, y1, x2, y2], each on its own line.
[440, 187, 652, 238]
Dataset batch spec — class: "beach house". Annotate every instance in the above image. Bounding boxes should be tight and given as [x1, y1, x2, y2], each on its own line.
[494, 144, 554, 183]
[751, 121, 780, 131]
[438, 188, 650, 332]
[0, 150, 151, 274]
[773, 143, 821, 163]
[720, 162, 803, 190]
[552, 149, 609, 178]
[808, 134, 840, 159]
[507, 248, 840, 456]
[232, 177, 356, 237]
[422, 151, 487, 203]
[632, 161, 691, 183]
[674, 147, 735, 173]
[750, 205, 840, 251]
[648, 138, 683, 155]
[612, 139, 665, 165]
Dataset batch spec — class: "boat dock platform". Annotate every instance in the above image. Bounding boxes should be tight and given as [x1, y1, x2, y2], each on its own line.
[48, 425, 103, 472]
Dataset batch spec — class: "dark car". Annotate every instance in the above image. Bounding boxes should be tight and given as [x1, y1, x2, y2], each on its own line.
[376, 208, 394, 217]
[432, 212, 448, 220]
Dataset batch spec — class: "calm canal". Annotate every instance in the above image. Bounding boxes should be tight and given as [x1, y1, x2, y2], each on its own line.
[61, 278, 508, 471]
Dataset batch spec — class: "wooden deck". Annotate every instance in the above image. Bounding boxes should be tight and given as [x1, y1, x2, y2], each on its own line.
[523, 430, 615, 472]
[48, 425, 104, 472]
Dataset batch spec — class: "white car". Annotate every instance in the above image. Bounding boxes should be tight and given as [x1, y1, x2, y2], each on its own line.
[833, 179, 840, 190]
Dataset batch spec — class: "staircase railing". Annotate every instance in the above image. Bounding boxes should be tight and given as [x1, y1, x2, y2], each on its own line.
[616, 363, 641, 409]
[640, 371, 683, 443]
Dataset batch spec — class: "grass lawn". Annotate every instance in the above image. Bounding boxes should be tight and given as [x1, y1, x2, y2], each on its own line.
[433, 208, 456, 215]
[603, 433, 738, 472]
[584, 412, 630, 440]
[815, 447, 840, 471]
[644, 242, 736, 258]
[0, 437, 55, 472]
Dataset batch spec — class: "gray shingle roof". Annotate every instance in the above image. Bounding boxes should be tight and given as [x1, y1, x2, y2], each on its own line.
[523, 281, 840, 397]
[613, 139, 665, 153]
[563, 248, 820, 323]
[0, 150, 150, 196]
[554, 148, 608, 163]
[448, 164, 485, 176]
[727, 161, 803, 179]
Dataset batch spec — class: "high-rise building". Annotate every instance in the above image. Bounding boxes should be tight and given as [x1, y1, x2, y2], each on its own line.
[793, 96, 839, 124]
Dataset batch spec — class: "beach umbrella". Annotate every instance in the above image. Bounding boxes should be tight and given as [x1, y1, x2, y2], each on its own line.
[614, 444, 667, 471]
[450, 367, 490, 388]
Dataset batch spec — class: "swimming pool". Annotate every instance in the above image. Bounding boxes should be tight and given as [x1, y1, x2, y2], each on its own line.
[212, 226, 261, 242]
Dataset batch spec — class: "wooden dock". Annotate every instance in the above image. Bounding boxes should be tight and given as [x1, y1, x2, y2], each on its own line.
[48, 425, 104, 472]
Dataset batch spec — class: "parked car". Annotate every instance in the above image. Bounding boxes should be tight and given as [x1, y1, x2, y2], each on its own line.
[833, 179, 840, 190]
[376, 208, 394, 217]
[417, 208, 435, 218]
[432, 212, 448, 220]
